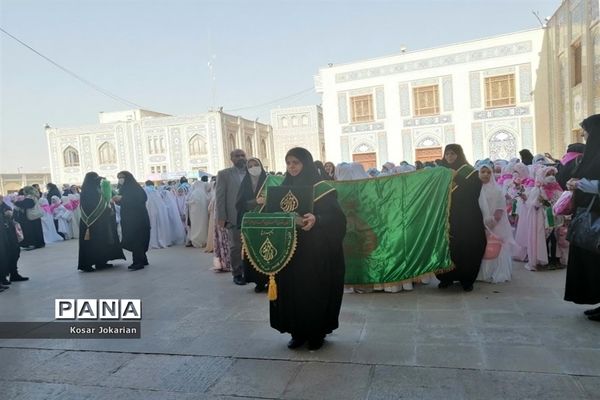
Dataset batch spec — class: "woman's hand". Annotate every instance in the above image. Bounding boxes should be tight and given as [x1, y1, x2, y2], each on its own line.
[112, 195, 122, 203]
[256, 196, 265, 205]
[566, 178, 579, 191]
[301, 213, 316, 231]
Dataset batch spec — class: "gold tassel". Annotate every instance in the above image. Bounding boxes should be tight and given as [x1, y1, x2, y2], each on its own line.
[267, 275, 277, 301]
[84, 228, 90, 241]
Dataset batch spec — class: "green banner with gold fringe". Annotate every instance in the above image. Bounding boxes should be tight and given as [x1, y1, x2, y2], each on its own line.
[258, 168, 454, 285]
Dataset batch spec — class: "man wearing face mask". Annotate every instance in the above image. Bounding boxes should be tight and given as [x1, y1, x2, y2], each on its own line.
[216, 149, 248, 285]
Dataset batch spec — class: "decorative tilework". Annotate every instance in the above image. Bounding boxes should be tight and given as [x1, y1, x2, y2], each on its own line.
[473, 106, 529, 120]
[520, 117, 534, 150]
[571, 0, 585, 41]
[416, 136, 441, 147]
[116, 126, 126, 166]
[338, 92, 348, 124]
[402, 129, 412, 162]
[442, 76, 453, 112]
[340, 136, 350, 161]
[399, 84, 410, 117]
[349, 87, 374, 96]
[82, 137, 92, 172]
[471, 122, 484, 161]
[592, 0, 599, 24]
[519, 64, 532, 102]
[444, 125, 455, 144]
[377, 132, 388, 162]
[335, 41, 533, 83]
[353, 142, 376, 153]
[134, 124, 144, 177]
[483, 66, 516, 77]
[470, 72, 481, 108]
[411, 77, 438, 87]
[342, 122, 384, 133]
[375, 87, 386, 119]
[403, 115, 451, 127]
[208, 115, 219, 171]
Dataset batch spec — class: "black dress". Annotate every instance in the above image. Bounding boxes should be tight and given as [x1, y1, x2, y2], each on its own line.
[78, 194, 125, 269]
[564, 114, 600, 305]
[436, 164, 487, 288]
[236, 171, 268, 287]
[0, 204, 21, 277]
[270, 190, 347, 340]
[13, 198, 45, 249]
[120, 184, 150, 265]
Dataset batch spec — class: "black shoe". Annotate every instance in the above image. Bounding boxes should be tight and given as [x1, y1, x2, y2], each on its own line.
[129, 264, 145, 271]
[438, 281, 452, 289]
[287, 337, 306, 349]
[307, 337, 325, 351]
[0, 285, 8, 292]
[584, 307, 600, 316]
[233, 275, 247, 285]
[254, 283, 267, 293]
[0, 278, 10, 285]
[22, 245, 36, 251]
[588, 313, 600, 322]
[78, 266, 95, 272]
[10, 274, 29, 282]
[95, 263, 113, 270]
[462, 284, 474, 292]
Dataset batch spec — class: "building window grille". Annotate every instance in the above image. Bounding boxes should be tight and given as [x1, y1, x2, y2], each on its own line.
[413, 85, 440, 116]
[189, 135, 207, 156]
[350, 94, 374, 123]
[484, 74, 516, 109]
[98, 142, 117, 165]
[63, 146, 80, 167]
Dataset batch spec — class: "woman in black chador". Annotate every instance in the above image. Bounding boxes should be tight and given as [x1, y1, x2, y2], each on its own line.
[270, 147, 347, 350]
[436, 144, 486, 292]
[564, 114, 600, 321]
[236, 157, 269, 292]
[115, 171, 150, 271]
[77, 172, 125, 272]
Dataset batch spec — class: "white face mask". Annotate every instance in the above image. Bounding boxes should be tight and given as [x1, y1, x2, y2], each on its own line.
[544, 175, 556, 184]
[118, 178, 125, 185]
[248, 166, 262, 177]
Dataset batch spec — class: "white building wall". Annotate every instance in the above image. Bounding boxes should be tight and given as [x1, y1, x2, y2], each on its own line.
[317, 29, 544, 167]
[46, 110, 274, 184]
[271, 105, 325, 172]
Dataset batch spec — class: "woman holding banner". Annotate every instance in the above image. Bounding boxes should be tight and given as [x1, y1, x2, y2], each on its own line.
[436, 144, 486, 292]
[270, 147, 347, 351]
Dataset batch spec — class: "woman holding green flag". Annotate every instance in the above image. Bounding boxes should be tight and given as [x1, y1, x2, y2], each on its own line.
[77, 172, 125, 272]
[269, 147, 347, 351]
[436, 144, 486, 292]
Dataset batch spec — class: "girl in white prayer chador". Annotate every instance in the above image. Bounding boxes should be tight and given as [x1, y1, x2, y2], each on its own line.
[475, 159, 514, 283]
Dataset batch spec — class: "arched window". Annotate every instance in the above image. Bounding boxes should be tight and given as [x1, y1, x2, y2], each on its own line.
[291, 116, 298, 127]
[189, 135, 207, 156]
[281, 117, 288, 128]
[246, 136, 253, 156]
[98, 142, 117, 165]
[260, 139, 268, 158]
[301, 115, 309, 126]
[63, 146, 80, 167]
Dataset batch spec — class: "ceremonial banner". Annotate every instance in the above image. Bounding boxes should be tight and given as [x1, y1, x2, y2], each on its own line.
[259, 168, 454, 285]
[241, 212, 297, 300]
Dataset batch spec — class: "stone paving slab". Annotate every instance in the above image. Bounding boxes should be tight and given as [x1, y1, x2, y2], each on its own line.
[0, 240, 599, 399]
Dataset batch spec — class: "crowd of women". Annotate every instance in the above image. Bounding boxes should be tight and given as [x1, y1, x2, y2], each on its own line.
[0, 115, 598, 350]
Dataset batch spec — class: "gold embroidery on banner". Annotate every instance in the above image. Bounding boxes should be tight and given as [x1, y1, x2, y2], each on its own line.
[259, 237, 278, 262]
[280, 190, 299, 213]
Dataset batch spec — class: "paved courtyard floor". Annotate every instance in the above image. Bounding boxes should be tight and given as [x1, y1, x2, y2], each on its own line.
[0, 239, 598, 399]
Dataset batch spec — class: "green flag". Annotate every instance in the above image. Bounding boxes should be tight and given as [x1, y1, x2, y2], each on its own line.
[259, 168, 454, 285]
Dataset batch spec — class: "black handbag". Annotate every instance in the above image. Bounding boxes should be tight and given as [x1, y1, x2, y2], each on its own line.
[567, 195, 600, 254]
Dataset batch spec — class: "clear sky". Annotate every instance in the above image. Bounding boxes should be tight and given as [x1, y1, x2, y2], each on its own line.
[0, 0, 558, 173]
